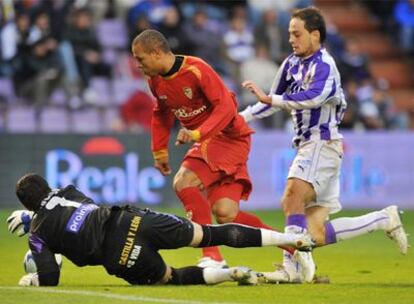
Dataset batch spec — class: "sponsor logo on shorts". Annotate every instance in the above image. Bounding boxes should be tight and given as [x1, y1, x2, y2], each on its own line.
[66, 204, 98, 233]
[126, 245, 142, 268]
[119, 216, 141, 266]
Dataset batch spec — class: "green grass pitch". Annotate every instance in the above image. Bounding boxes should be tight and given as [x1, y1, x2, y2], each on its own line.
[1, 208, 413, 304]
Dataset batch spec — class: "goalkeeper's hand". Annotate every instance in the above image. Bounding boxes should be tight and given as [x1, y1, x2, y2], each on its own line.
[7, 210, 34, 236]
[18, 273, 39, 287]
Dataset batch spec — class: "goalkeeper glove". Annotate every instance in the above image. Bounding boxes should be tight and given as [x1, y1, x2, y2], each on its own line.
[7, 210, 34, 236]
[18, 273, 39, 287]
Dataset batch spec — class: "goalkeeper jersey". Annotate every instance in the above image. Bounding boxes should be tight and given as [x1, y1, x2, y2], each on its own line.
[28, 186, 112, 284]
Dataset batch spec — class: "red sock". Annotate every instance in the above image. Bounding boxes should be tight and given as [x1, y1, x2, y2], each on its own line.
[234, 211, 295, 255]
[176, 187, 223, 261]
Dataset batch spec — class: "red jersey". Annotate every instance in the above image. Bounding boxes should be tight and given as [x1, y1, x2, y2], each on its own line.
[149, 56, 253, 153]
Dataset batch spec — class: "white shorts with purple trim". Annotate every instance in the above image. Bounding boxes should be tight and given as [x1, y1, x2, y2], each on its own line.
[288, 139, 343, 214]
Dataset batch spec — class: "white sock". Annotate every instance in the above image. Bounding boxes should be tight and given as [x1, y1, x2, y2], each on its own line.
[203, 268, 232, 284]
[330, 210, 390, 242]
[260, 229, 300, 246]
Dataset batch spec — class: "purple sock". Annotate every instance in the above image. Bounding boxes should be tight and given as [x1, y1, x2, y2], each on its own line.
[324, 221, 337, 244]
[286, 214, 307, 231]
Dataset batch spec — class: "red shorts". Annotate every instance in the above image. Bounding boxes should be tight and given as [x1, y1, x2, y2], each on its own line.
[182, 133, 252, 202]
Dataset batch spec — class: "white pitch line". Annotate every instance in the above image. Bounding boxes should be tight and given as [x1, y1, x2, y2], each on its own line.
[0, 286, 241, 304]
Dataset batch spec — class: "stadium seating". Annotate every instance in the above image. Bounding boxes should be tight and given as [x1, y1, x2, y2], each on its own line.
[0, 78, 16, 103]
[6, 105, 37, 133]
[39, 106, 70, 133]
[316, 0, 414, 116]
[71, 108, 102, 133]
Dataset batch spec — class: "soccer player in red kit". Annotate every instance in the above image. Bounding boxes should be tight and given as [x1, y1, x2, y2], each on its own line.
[132, 29, 294, 268]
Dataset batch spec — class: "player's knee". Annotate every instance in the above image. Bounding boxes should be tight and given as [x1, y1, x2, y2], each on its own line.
[212, 201, 238, 224]
[173, 169, 201, 192]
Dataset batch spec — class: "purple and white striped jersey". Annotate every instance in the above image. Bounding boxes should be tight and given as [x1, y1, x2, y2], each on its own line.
[240, 48, 347, 147]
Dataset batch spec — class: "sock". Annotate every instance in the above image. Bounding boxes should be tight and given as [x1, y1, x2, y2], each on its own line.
[327, 210, 390, 243]
[203, 268, 233, 284]
[199, 224, 261, 247]
[283, 214, 307, 268]
[285, 214, 308, 234]
[260, 229, 303, 247]
[176, 187, 223, 261]
[169, 266, 205, 285]
[234, 212, 295, 254]
[199, 224, 301, 248]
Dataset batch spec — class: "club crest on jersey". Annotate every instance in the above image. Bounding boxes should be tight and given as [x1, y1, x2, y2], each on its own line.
[183, 87, 193, 99]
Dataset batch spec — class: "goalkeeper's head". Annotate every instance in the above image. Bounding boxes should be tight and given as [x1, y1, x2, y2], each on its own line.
[16, 173, 51, 211]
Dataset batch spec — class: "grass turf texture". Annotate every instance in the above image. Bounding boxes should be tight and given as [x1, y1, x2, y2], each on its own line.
[1, 208, 413, 304]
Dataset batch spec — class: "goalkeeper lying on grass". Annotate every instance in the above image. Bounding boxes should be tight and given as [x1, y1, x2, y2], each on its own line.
[7, 173, 313, 286]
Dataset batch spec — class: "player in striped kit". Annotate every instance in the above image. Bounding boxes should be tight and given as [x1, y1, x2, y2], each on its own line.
[131, 29, 300, 269]
[241, 6, 409, 283]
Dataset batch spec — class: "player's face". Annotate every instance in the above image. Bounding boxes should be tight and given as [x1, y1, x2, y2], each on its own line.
[288, 18, 319, 58]
[132, 43, 160, 77]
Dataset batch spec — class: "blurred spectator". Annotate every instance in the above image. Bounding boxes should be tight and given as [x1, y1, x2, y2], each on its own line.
[127, 0, 173, 32]
[158, 6, 194, 55]
[394, 0, 414, 54]
[363, 0, 396, 33]
[223, 14, 254, 82]
[112, 90, 154, 133]
[356, 78, 384, 130]
[0, 13, 31, 76]
[372, 79, 409, 129]
[324, 15, 345, 59]
[28, 11, 53, 43]
[338, 37, 370, 84]
[240, 43, 283, 128]
[253, 8, 287, 63]
[128, 13, 152, 47]
[13, 37, 63, 107]
[182, 9, 224, 74]
[341, 80, 360, 130]
[63, 7, 111, 88]
[28, 0, 73, 42]
[240, 44, 278, 105]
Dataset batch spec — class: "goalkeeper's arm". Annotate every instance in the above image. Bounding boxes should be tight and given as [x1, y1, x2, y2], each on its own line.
[20, 237, 61, 286]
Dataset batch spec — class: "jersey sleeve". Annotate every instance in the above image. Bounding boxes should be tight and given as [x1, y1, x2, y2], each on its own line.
[29, 233, 60, 286]
[196, 63, 236, 140]
[271, 61, 333, 110]
[239, 57, 290, 122]
[148, 80, 175, 155]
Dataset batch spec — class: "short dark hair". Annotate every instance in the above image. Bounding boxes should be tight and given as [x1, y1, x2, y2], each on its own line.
[132, 29, 171, 53]
[16, 173, 51, 211]
[292, 6, 326, 43]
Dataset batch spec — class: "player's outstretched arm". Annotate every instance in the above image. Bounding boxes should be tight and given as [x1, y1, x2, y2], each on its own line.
[7, 210, 33, 237]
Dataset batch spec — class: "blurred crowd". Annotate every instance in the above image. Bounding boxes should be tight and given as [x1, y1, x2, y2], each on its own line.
[0, 0, 413, 133]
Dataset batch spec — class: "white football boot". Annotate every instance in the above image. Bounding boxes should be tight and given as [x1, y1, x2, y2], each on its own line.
[383, 205, 409, 255]
[294, 250, 316, 282]
[261, 250, 315, 283]
[293, 233, 315, 252]
[197, 257, 228, 269]
[230, 266, 259, 285]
